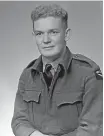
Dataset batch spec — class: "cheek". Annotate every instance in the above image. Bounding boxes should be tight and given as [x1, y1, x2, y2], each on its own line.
[53, 34, 65, 45]
[35, 37, 42, 45]
[35, 38, 43, 51]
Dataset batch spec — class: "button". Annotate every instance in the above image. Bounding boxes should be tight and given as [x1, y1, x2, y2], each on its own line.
[75, 54, 78, 57]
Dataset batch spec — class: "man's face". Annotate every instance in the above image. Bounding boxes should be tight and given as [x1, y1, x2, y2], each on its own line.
[33, 17, 67, 59]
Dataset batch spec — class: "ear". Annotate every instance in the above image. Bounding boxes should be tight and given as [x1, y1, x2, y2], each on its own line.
[32, 31, 36, 40]
[65, 28, 72, 42]
[32, 31, 35, 35]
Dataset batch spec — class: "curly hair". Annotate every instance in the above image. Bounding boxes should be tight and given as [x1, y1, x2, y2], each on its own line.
[31, 4, 68, 31]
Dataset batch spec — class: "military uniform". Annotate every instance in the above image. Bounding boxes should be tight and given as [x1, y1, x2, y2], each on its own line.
[11, 47, 103, 136]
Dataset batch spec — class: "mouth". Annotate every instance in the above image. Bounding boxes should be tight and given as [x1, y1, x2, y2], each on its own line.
[43, 46, 54, 50]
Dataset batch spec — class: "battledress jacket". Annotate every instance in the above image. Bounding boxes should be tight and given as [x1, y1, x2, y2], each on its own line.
[11, 48, 103, 136]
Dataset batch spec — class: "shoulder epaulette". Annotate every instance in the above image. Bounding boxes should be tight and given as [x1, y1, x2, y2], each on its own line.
[73, 54, 100, 72]
[73, 54, 103, 79]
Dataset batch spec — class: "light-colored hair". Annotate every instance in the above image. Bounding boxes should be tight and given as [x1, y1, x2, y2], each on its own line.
[31, 4, 68, 31]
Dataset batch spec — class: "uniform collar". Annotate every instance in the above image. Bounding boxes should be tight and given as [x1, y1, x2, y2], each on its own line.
[31, 46, 73, 73]
[31, 55, 43, 72]
[59, 46, 73, 72]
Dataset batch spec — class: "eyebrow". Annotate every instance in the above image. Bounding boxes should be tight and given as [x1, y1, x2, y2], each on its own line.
[34, 29, 60, 33]
[49, 29, 60, 32]
[34, 31, 43, 33]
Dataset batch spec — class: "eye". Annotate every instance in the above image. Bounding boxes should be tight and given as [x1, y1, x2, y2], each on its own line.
[35, 32, 43, 36]
[50, 31, 59, 35]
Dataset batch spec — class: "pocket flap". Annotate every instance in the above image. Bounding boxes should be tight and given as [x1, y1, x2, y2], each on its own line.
[55, 92, 83, 106]
[23, 91, 41, 102]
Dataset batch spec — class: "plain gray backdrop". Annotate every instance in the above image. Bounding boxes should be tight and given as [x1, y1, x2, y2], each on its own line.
[0, 1, 103, 136]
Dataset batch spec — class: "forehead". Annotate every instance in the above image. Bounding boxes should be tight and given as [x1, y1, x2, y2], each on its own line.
[34, 17, 64, 31]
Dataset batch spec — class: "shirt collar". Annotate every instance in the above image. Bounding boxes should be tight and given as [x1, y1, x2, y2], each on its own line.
[31, 46, 73, 73]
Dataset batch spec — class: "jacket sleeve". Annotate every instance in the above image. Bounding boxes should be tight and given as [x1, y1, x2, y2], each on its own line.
[76, 70, 103, 136]
[62, 69, 103, 136]
[11, 70, 35, 136]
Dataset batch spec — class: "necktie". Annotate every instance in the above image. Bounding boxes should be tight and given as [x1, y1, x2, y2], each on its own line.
[43, 64, 53, 87]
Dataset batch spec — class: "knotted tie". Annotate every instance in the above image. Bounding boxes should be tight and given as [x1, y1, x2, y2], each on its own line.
[43, 64, 53, 87]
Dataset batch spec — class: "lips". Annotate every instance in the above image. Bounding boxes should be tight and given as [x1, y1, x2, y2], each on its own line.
[43, 46, 54, 49]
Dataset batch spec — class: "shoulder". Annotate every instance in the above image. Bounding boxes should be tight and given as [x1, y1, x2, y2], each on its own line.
[72, 54, 99, 71]
[26, 59, 37, 69]
[19, 59, 37, 80]
[72, 54, 102, 79]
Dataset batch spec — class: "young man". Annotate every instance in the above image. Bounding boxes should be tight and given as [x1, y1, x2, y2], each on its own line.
[11, 4, 103, 136]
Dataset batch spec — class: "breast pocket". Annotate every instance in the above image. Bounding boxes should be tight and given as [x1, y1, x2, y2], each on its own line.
[55, 91, 82, 106]
[22, 89, 42, 126]
[23, 90, 41, 103]
[54, 92, 83, 131]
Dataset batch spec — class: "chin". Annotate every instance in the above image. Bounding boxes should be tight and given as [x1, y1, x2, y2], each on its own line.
[43, 53, 56, 58]
[42, 52, 60, 60]
[42, 50, 55, 56]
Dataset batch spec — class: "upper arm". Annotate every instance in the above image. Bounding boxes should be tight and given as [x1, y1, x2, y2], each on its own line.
[76, 69, 103, 136]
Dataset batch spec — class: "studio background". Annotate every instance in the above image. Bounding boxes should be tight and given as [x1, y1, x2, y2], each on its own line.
[0, 1, 103, 136]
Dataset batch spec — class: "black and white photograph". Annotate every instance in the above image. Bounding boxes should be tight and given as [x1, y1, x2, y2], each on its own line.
[0, 1, 103, 136]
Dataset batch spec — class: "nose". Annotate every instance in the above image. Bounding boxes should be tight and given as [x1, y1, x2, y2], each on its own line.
[43, 33, 51, 44]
